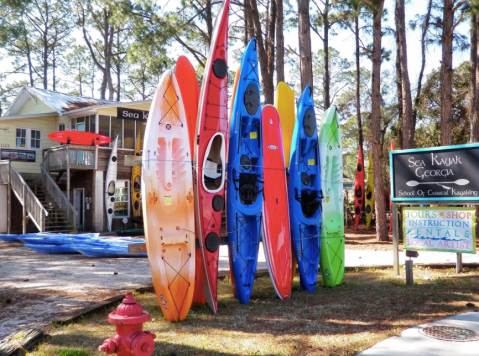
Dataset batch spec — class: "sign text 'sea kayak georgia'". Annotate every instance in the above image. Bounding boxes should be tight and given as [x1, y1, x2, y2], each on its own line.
[390, 144, 479, 201]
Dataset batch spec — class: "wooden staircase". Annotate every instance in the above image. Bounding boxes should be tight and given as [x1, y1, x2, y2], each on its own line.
[29, 184, 76, 233]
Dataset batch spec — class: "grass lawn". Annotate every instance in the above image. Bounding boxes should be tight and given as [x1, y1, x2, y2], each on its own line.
[28, 266, 479, 356]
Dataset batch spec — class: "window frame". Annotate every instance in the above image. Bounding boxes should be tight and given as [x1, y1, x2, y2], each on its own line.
[113, 179, 130, 218]
[15, 127, 41, 150]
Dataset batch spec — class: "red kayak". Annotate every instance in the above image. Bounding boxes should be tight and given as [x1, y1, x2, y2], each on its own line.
[261, 105, 292, 299]
[175, 55, 206, 306]
[48, 131, 111, 146]
[194, 0, 230, 314]
[354, 145, 365, 229]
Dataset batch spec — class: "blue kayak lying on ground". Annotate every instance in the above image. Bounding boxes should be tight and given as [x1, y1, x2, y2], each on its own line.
[23, 243, 80, 254]
[19, 236, 96, 245]
[19, 235, 144, 246]
[71, 244, 147, 258]
[1, 232, 99, 243]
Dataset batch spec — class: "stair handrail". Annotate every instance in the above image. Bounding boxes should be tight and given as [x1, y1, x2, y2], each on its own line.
[40, 163, 78, 230]
[0, 160, 49, 231]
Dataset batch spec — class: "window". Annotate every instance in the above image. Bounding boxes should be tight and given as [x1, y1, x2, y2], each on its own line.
[98, 113, 147, 149]
[99, 115, 110, 147]
[16, 128, 41, 150]
[31, 130, 41, 149]
[16, 128, 26, 147]
[58, 123, 65, 131]
[113, 180, 130, 218]
[111, 118, 123, 148]
[71, 115, 95, 132]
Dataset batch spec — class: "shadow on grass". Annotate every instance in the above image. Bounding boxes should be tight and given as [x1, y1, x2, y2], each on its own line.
[26, 269, 479, 355]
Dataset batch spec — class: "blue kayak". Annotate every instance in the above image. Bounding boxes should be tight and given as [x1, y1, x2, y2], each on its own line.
[72, 244, 147, 258]
[24, 243, 80, 254]
[1, 232, 99, 243]
[289, 85, 322, 292]
[20, 235, 145, 246]
[0, 234, 23, 242]
[19, 235, 97, 245]
[0, 232, 56, 242]
[227, 37, 263, 304]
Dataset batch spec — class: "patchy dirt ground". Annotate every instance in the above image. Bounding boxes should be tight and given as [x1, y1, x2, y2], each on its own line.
[0, 227, 397, 341]
[0, 241, 152, 341]
[344, 226, 399, 251]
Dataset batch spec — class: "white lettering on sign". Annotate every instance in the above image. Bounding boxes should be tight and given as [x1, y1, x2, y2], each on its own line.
[431, 153, 462, 166]
[122, 110, 140, 119]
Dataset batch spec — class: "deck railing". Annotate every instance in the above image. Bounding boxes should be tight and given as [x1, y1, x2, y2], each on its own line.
[43, 145, 96, 171]
[0, 160, 48, 231]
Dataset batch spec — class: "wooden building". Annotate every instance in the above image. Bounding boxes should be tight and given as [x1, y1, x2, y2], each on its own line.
[0, 87, 150, 233]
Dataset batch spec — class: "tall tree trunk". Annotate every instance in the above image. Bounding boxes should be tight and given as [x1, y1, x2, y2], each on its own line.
[370, 0, 388, 241]
[355, 9, 363, 160]
[249, 0, 276, 104]
[276, 0, 285, 83]
[395, 0, 414, 149]
[441, 0, 454, 146]
[244, 0, 254, 46]
[412, 0, 432, 131]
[206, 0, 213, 41]
[471, 12, 479, 142]
[323, 0, 330, 109]
[395, 34, 403, 147]
[298, 0, 313, 91]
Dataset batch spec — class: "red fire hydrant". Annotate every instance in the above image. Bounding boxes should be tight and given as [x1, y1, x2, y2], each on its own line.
[98, 292, 156, 356]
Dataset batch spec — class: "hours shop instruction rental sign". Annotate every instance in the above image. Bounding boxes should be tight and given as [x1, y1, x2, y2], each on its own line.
[390, 144, 479, 201]
[403, 207, 476, 254]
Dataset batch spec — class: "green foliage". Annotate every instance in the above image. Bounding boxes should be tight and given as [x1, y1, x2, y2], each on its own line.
[57, 349, 89, 356]
[415, 61, 471, 147]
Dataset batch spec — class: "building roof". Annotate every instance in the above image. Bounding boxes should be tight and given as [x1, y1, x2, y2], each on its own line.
[3, 86, 116, 117]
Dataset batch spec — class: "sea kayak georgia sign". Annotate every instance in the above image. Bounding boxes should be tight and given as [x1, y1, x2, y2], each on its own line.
[390, 144, 479, 201]
[404, 207, 476, 254]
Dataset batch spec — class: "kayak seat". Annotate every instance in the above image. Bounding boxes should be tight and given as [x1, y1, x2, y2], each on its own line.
[295, 188, 322, 218]
[237, 173, 262, 205]
[204, 158, 223, 190]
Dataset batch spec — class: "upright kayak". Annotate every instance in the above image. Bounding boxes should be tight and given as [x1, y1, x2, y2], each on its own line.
[175, 55, 206, 306]
[261, 105, 292, 299]
[275, 81, 297, 280]
[142, 70, 195, 322]
[289, 85, 322, 293]
[131, 130, 142, 218]
[227, 38, 263, 304]
[365, 152, 375, 229]
[319, 105, 344, 287]
[194, 0, 230, 313]
[105, 135, 118, 232]
[354, 146, 364, 229]
[275, 82, 296, 168]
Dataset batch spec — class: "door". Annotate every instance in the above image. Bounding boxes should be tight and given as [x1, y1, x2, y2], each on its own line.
[0, 185, 7, 233]
[73, 188, 85, 230]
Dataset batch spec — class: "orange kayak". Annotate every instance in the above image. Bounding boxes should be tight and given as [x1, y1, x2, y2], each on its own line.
[142, 70, 195, 322]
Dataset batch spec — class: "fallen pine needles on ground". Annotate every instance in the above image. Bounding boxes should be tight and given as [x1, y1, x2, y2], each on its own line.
[29, 266, 479, 356]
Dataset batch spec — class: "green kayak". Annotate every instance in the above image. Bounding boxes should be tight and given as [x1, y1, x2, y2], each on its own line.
[318, 106, 345, 287]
